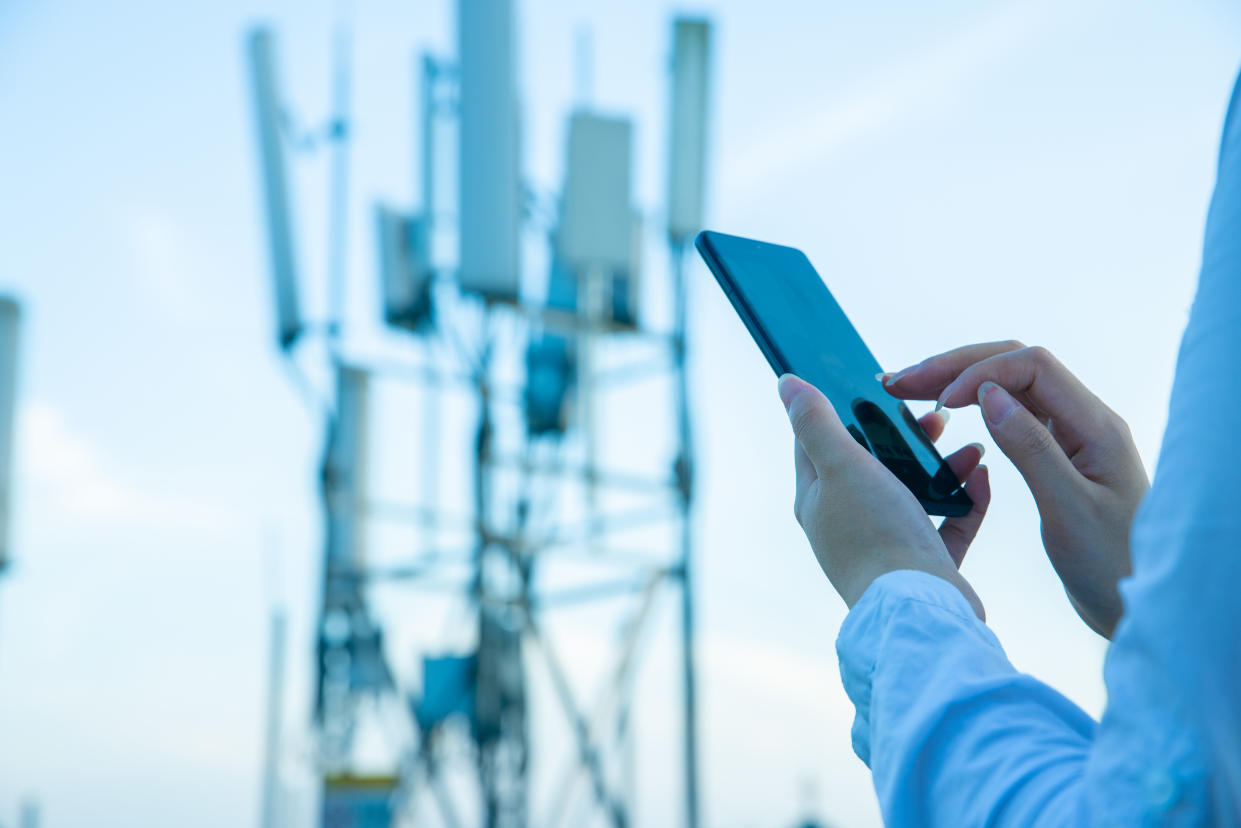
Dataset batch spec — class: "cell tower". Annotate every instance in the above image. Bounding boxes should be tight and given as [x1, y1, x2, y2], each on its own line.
[245, 5, 713, 826]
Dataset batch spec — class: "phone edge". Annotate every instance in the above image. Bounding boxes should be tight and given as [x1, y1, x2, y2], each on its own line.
[694, 231, 793, 378]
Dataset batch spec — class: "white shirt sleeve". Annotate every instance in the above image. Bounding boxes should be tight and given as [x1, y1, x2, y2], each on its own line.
[1081, 66, 1241, 822]
[837, 570, 1097, 826]
[834, 67, 1241, 827]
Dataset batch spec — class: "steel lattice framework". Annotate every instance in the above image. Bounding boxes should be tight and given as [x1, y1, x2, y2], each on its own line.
[245, 7, 712, 826]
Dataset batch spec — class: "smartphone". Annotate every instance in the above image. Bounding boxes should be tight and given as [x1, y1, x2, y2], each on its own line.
[695, 230, 973, 517]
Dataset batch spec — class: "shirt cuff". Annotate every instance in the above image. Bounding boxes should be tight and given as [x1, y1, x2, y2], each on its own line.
[835, 569, 987, 764]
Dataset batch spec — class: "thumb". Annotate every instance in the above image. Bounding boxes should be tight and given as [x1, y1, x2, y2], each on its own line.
[778, 374, 856, 475]
[978, 381, 1079, 503]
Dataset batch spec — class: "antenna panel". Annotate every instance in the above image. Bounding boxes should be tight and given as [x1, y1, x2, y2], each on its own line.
[376, 205, 433, 333]
[559, 112, 633, 272]
[0, 299, 18, 571]
[457, 0, 522, 301]
[245, 28, 303, 349]
[667, 19, 712, 243]
[324, 365, 370, 572]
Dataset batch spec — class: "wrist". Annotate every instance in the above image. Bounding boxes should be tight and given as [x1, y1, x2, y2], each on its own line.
[836, 559, 984, 621]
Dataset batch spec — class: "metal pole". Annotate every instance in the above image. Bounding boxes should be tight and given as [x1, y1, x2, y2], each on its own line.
[420, 55, 436, 226]
[18, 799, 39, 828]
[316, 10, 354, 776]
[472, 334, 497, 828]
[669, 241, 700, 828]
[327, 16, 353, 342]
[579, 265, 606, 549]
[419, 56, 441, 563]
[260, 610, 287, 828]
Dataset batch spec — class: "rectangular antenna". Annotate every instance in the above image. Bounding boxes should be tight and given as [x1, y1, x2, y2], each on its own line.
[457, 0, 522, 302]
[325, 365, 369, 569]
[667, 19, 713, 244]
[559, 112, 633, 272]
[246, 27, 303, 350]
[0, 298, 18, 572]
[376, 205, 432, 332]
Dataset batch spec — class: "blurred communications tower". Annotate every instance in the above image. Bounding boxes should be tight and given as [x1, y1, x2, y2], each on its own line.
[245, 4, 713, 826]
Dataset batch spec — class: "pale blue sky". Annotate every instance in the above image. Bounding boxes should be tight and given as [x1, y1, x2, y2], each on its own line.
[1, 1, 1239, 826]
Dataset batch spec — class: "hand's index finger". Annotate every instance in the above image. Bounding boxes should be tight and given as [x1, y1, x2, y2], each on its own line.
[938, 347, 1113, 460]
[883, 340, 1026, 400]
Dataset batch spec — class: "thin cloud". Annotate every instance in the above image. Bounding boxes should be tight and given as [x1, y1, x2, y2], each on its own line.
[724, 2, 1053, 203]
[21, 400, 233, 531]
[124, 209, 214, 323]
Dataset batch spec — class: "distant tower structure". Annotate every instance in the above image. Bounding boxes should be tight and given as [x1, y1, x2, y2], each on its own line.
[0, 296, 21, 666]
[0, 298, 21, 577]
[245, 5, 713, 826]
[17, 798, 40, 828]
[791, 776, 833, 828]
[246, 22, 402, 822]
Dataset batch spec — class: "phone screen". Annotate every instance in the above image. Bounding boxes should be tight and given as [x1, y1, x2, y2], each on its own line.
[696, 230, 972, 517]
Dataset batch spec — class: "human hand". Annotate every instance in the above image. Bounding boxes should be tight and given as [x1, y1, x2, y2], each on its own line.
[881, 342, 1149, 639]
[778, 374, 990, 619]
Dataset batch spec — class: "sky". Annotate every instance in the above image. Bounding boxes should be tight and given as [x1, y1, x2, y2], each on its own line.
[1, 0, 1240, 826]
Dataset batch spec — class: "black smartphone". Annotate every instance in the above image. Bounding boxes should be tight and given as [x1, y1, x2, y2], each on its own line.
[696, 230, 973, 518]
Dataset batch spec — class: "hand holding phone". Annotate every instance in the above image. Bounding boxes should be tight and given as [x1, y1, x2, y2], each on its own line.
[778, 373, 988, 617]
[695, 230, 971, 516]
[697, 230, 990, 614]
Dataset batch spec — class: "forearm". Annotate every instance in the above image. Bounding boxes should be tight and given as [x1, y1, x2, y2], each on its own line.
[838, 571, 1095, 826]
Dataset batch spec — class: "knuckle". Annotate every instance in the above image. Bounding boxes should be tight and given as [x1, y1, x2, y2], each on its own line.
[1013, 421, 1058, 458]
[1024, 345, 1057, 370]
[1103, 411, 1139, 455]
[1002, 338, 1026, 352]
[793, 486, 819, 528]
[1116, 417, 1136, 446]
[940, 521, 964, 543]
[787, 401, 818, 444]
[1110, 409, 1134, 438]
[941, 522, 971, 548]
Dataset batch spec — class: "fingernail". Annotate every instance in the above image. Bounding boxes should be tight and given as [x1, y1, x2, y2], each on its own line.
[978, 381, 1018, 425]
[777, 373, 800, 410]
[880, 367, 914, 386]
[966, 441, 985, 458]
[875, 372, 891, 385]
[937, 407, 951, 424]
[934, 398, 945, 413]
